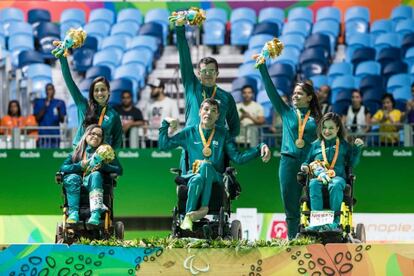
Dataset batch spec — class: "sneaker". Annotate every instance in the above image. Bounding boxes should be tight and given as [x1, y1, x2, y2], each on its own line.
[87, 211, 101, 226]
[67, 211, 79, 224]
[180, 215, 193, 231]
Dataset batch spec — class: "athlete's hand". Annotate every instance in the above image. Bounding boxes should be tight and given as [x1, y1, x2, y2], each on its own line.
[260, 144, 271, 163]
[165, 117, 178, 132]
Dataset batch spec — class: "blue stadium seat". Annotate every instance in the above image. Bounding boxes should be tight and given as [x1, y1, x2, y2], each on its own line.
[232, 76, 258, 95]
[231, 90, 243, 103]
[387, 73, 412, 93]
[282, 21, 310, 38]
[243, 48, 260, 64]
[374, 33, 402, 54]
[138, 22, 163, 50]
[26, 63, 52, 96]
[345, 33, 371, 62]
[9, 34, 34, 67]
[269, 63, 296, 79]
[231, 21, 255, 46]
[85, 65, 112, 82]
[405, 47, 414, 69]
[382, 60, 408, 81]
[299, 47, 327, 64]
[0, 27, 5, 49]
[377, 47, 402, 68]
[113, 64, 146, 99]
[206, 8, 227, 24]
[362, 88, 383, 114]
[238, 63, 261, 89]
[18, 50, 43, 72]
[0, 8, 24, 35]
[89, 8, 115, 26]
[359, 75, 384, 93]
[258, 7, 284, 34]
[231, 8, 256, 24]
[332, 90, 352, 115]
[117, 8, 142, 25]
[279, 34, 305, 52]
[252, 22, 279, 37]
[272, 47, 300, 71]
[312, 20, 339, 54]
[59, 21, 82, 40]
[395, 19, 414, 37]
[101, 35, 129, 52]
[316, 7, 341, 23]
[78, 78, 92, 96]
[345, 20, 369, 42]
[109, 78, 134, 105]
[122, 49, 153, 73]
[271, 76, 292, 95]
[82, 36, 98, 51]
[350, 47, 376, 68]
[331, 75, 356, 102]
[129, 35, 159, 58]
[355, 61, 381, 77]
[393, 87, 411, 111]
[402, 33, 414, 55]
[28, 9, 51, 29]
[256, 90, 271, 104]
[370, 19, 392, 41]
[36, 22, 60, 59]
[304, 33, 331, 59]
[144, 8, 170, 45]
[110, 21, 140, 38]
[84, 21, 111, 48]
[60, 8, 86, 26]
[8, 22, 33, 37]
[287, 7, 313, 29]
[391, 5, 413, 26]
[310, 75, 329, 90]
[345, 6, 370, 27]
[93, 48, 123, 75]
[72, 48, 95, 73]
[202, 21, 225, 46]
[248, 34, 274, 51]
[299, 48, 329, 79]
[67, 104, 78, 128]
[328, 62, 353, 85]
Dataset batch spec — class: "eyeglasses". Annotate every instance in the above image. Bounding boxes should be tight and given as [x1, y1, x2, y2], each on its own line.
[89, 131, 103, 138]
[199, 68, 217, 75]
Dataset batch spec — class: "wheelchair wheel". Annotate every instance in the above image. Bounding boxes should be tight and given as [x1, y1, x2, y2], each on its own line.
[171, 207, 180, 237]
[355, 223, 366, 243]
[218, 207, 225, 237]
[114, 221, 124, 240]
[230, 220, 242, 240]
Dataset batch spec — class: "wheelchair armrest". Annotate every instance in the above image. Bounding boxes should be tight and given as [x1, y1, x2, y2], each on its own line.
[225, 167, 237, 175]
[55, 172, 64, 184]
[170, 168, 182, 176]
[297, 171, 308, 186]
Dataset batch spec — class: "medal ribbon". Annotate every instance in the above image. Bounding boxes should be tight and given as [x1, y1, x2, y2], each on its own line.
[98, 106, 107, 126]
[198, 124, 215, 152]
[321, 138, 340, 169]
[202, 85, 217, 100]
[295, 109, 311, 141]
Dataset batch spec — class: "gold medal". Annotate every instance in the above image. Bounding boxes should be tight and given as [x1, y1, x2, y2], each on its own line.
[327, 169, 336, 178]
[202, 147, 212, 157]
[295, 139, 305, 148]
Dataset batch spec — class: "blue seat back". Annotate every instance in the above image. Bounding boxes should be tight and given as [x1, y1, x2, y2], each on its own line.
[85, 65, 112, 81]
[268, 63, 295, 79]
[355, 61, 381, 77]
[382, 60, 408, 80]
[37, 22, 60, 38]
[282, 21, 310, 38]
[316, 7, 341, 23]
[101, 35, 129, 52]
[117, 8, 142, 25]
[395, 19, 414, 37]
[230, 8, 256, 24]
[18, 50, 43, 69]
[60, 8, 86, 25]
[359, 75, 384, 92]
[304, 33, 331, 58]
[370, 19, 392, 41]
[279, 34, 305, 52]
[231, 21, 255, 46]
[72, 48, 95, 73]
[328, 62, 353, 84]
[377, 47, 402, 68]
[202, 21, 225, 46]
[310, 75, 329, 90]
[232, 76, 258, 95]
[89, 8, 115, 25]
[138, 22, 163, 47]
[28, 9, 51, 25]
[129, 35, 159, 53]
[252, 22, 279, 37]
[391, 5, 413, 25]
[248, 34, 274, 50]
[374, 33, 402, 53]
[350, 46, 376, 67]
[206, 8, 227, 24]
[8, 22, 33, 37]
[111, 21, 139, 38]
[288, 7, 313, 24]
[258, 7, 284, 32]
[387, 73, 412, 93]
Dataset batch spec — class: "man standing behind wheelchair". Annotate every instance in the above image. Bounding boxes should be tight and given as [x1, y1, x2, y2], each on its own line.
[60, 124, 122, 226]
[300, 112, 364, 231]
[159, 98, 271, 231]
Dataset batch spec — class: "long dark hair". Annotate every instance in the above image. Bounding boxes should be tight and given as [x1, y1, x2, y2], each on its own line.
[83, 77, 110, 128]
[317, 112, 347, 141]
[7, 100, 21, 117]
[72, 124, 104, 162]
[295, 82, 322, 122]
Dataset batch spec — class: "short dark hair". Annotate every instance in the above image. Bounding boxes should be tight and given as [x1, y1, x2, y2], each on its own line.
[197, 57, 219, 71]
[382, 93, 395, 108]
[121, 90, 132, 97]
[241, 85, 254, 93]
[200, 98, 220, 113]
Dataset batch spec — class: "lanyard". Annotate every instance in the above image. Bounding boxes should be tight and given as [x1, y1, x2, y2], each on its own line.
[321, 138, 340, 169]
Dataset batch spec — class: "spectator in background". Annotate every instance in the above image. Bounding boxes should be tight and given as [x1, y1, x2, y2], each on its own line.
[342, 90, 371, 135]
[236, 85, 265, 147]
[33, 83, 66, 148]
[317, 85, 332, 115]
[371, 93, 402, 146]
[145, 78, 179, 148]
[115, 90, 145, 147]
[406, 84, 414, 124]
[1, 100, 37, 136]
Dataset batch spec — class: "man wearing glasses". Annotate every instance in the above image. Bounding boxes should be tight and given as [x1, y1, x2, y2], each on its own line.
[175, 18, 240, 172]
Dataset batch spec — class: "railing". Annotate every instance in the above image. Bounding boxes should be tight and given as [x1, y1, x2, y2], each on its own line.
[0, 123, 413, 149]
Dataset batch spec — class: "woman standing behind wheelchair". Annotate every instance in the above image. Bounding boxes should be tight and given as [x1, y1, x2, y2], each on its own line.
[60, 124, 122, 226]
[53, 29, 123, 149]
[301, 112, 364, 231]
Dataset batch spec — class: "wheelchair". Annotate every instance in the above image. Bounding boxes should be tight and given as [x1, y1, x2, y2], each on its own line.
[54, 171, 124, 244]
[296, 166, 366, 244]
[170, 160, 243, 240]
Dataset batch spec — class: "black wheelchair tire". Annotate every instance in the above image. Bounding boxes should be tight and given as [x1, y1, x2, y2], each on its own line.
[355, 223, 366, 243]
[114, 221, 125, 240]
[230, 220, 242, 240]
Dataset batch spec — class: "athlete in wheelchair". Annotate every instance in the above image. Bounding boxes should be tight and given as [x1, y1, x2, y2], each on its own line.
[159, 98, 271, 239]
[55, 124, 124, 243]
[297, 113, 365, 243]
